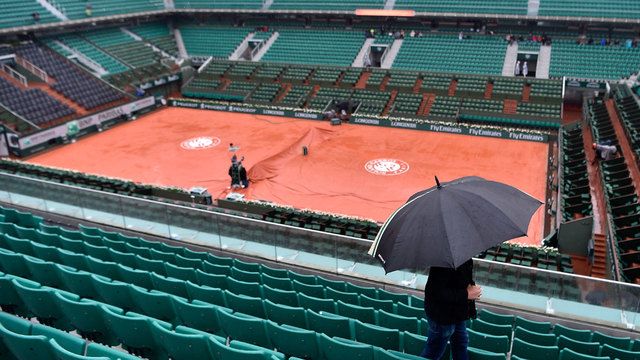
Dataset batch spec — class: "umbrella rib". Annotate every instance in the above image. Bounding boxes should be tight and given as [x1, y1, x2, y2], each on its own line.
[455, 187, 538, 235]
[369, 186, 441, 257]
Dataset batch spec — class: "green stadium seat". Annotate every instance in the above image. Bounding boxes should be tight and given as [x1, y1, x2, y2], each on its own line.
[377, 309, 418, 334]
[130, 286, 181, 325]
[293, 279, 325, 298]
[13, 278, 75, 330]
[149, 321, 217, 360]
[377, 288, 409, 305]
[196, 269, 228, 290]
[118, 264, 153, 289]
[319, 333, 375, 360]
[150, 273, 189, 299]
[470, 318, 512, 341]
[599, 343, 640, 360]
[99, 306, 165, 359]
[202, 261, 231, 276]
[514, 316, 551, 334]
[396, 302, 425, 319]
[0, 321, 57, 359]
[590, 330, 631, 350]
[260, 265, 289, 279]
[336, 300, 376, 325]
[556, 335, 601, 356]
[552, 323, 591, 342]
[353, 320, 401, 351]
[264, 299, 307, 329]
[224, 290, 265, 318]
[511, 338, 559, 360]
[467, 347, 507, 360]
[467, 328, 509, 354]
[260, 273, 293, 291]
[479, 309, 515, 327]
[514, 326, 556, 346]
[266, 321, 320, 359]
[92, 277, 137, 312]
[557, 348, 608, 360]
[218, 310, 272, 349]
[326, 287, 359, 305]
[172, 297, 229, 335]
[298, 292, 336, 314]
[53, 293, 119, 346]
[306, 309, 352, 340]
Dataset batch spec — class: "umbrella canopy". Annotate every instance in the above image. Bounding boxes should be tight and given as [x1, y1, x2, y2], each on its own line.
[369, 176, 542, 273]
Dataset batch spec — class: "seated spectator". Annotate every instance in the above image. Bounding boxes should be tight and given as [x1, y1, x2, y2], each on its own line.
[410, 30, 415, 37]
[600, 37, 607, 46]
[85, 5, 92, 17]
[592, 141, 618, 164]
[588, 37, 594, 45]
[32, 12, 39, 23]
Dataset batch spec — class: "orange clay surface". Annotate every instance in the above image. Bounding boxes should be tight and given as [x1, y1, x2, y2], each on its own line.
[28, 107, 549, 245]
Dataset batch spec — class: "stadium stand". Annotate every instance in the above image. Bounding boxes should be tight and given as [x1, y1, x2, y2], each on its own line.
[261, 29, 364, 67]
[549, 40, 640, 80]
[269, 0, 385, 10]
[15, 44, 125, 110]
[393, 0, 529, 14]
[127, 21, 179, 58]
[178, 26, 250, 59]
[45, 35, 130, 76]
[0, 204, 636, 359]
[0, 77, 74, 126]
[173, 0, 264, 9]
[392, 34, 507, 75]
[538, 0, 640, 18]
[557, 124, 593, 223]
[0, 0, 59, 28]
[54, 0, 164, 20]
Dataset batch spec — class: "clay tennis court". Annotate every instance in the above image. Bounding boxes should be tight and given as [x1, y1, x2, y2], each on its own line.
[27, 106, 549, 245]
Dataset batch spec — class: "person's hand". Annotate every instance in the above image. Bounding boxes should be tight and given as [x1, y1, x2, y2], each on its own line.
[467, 285, 482, 300]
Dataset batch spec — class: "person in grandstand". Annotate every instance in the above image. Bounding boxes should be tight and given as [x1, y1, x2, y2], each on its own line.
[522, 62, 528, 77]
[515, 61, 521, 76]
[421, 259, 481, 360]
[592, 142, 618, 164]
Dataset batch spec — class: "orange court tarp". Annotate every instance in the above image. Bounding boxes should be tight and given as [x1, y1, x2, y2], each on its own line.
[28, 107, 549, 245]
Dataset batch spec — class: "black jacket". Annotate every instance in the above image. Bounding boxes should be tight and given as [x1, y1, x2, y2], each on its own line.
[424, 259, 476, 325]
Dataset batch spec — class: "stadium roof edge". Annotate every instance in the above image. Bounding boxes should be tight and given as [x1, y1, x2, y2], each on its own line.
[1, 9, 640, 36]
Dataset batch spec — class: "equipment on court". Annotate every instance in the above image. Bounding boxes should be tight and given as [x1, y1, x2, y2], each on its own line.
[189, 187, 212, 205]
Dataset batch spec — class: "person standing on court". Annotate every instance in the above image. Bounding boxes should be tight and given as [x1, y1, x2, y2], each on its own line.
[421, 259, 482, 360]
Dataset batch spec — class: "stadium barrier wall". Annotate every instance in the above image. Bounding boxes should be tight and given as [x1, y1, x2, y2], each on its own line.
[168, 98, 549, 143]
[1, 171, 639, 330]
[6, 96, 160, 158]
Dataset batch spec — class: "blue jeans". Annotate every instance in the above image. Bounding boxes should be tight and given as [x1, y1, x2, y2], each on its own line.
[420, 315, 469, 360]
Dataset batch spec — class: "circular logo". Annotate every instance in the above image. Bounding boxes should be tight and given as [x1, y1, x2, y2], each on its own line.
[365, 159, 409, 176]
[180, 137, 221, 150]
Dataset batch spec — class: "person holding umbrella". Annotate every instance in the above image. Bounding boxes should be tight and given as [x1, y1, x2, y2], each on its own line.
[421, 259, 481, 359]
[369, 176, 542, 359]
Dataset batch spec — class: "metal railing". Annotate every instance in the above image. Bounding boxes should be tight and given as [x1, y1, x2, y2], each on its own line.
[0, 64, 27, 87]
[15, 56, 49, 84]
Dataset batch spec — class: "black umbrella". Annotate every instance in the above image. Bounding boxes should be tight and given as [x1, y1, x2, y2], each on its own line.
[369, 176, 542, 273]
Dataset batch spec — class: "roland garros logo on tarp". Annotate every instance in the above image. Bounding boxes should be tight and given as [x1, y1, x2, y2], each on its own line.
[180, 137, 221, 150]
[365, 159, 409, 176]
